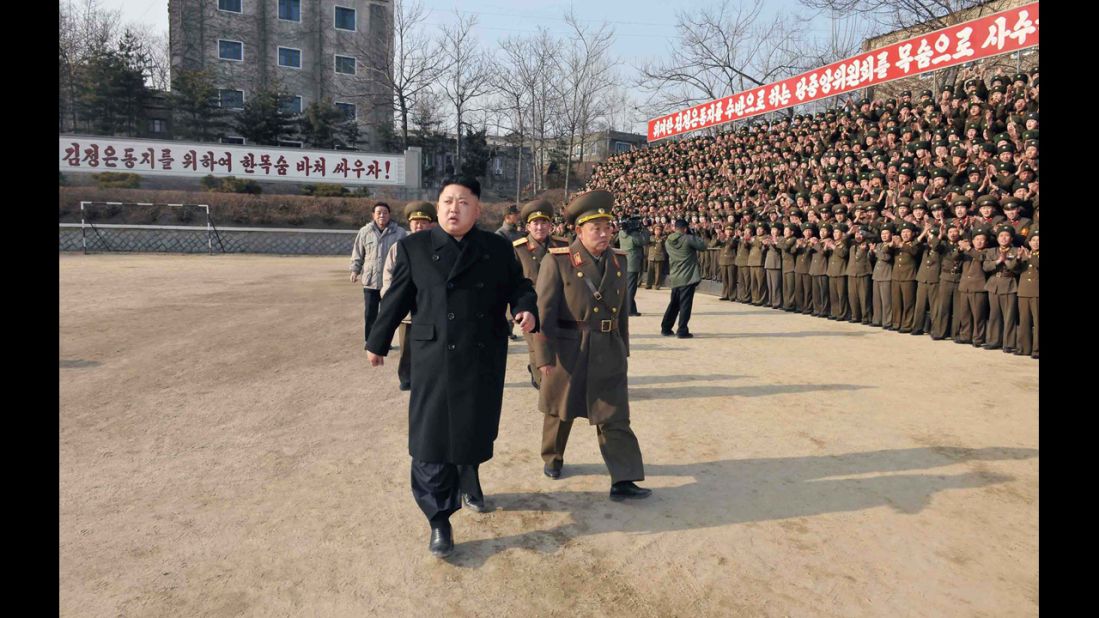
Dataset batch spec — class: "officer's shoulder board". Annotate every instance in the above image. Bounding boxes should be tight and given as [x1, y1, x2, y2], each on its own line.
[512, 236, 529, 247]
[548, 247, 571, 255]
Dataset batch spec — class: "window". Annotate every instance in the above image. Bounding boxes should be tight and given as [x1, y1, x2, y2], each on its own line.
[335, 102, 356, 121]
[614, 142, 631, 153]
[278, 0, 300, 22]
[219, 89, 245, 109]
[149, 119, 167, 134]
[280, 95, 303, 115]
[218, 0, 242, 12]
[221, 136, 246, 145]
[218, 40, 243, 61]
[335, 55, 356, 75]
[335, 6, 356, 31]
[278, 47, 302, 69]
[278, 140, 303, 148]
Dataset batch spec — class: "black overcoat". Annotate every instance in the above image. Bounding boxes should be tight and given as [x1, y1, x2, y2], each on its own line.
[366, 225, 539, 464]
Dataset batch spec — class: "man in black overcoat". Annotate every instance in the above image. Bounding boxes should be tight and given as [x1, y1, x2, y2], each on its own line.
[366, 176, 539, 558]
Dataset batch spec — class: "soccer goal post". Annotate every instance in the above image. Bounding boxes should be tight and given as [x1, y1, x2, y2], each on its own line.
[78, 202, 222, 255]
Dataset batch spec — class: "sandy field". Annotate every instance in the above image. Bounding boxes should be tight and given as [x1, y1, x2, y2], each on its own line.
[59, 254, 1038, 617]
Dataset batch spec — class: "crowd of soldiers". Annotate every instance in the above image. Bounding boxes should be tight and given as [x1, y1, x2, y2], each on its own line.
[571, 67, 1038, 358]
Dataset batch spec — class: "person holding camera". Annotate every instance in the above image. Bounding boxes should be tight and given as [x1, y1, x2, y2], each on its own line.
[661, 218, 708, 338]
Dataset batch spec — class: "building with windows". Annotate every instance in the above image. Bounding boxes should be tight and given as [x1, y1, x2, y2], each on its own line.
[169, 0, 394, 149]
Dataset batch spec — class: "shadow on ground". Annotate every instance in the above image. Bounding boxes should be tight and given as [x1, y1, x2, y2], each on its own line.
[443, 446, 1036, 568]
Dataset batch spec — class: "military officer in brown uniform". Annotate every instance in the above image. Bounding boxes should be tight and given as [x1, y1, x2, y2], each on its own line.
[982, 224, 1023, 351]
[734, 227, 752, 303]
[1002, 198, 1032, 241]
[531, 190, 651, 500]
[644, 223, 667, 289]
[912, 219, 943, 336]
[764, 223, 784, 308]
[793, 225, 815, 314]
[780, 224, 799, 311]
[1015, 229, 1038, 359]
[845, 226, 873, 323]
[931, 224, 964, 340]
[512, 199, 570, 389]
[955, 230, 991, 346]
[824, 222, 849, 320]
[809, 224, 830, 317]
[748, 224, 768, 305]
[890, 221, 921, 332]
[717, 225, 738, 300]
[871, 224, 894, 328]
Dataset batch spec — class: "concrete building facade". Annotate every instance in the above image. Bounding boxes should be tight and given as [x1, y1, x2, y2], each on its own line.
[169, 0, 394, 150]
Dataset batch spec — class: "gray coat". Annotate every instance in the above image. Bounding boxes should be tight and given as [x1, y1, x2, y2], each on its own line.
[351, 221, 408, 289]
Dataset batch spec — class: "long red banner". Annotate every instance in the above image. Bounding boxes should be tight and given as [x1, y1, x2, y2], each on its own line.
[647, 2, 1040, 142]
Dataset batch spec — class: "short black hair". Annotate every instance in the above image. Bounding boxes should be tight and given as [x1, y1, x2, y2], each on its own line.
[373, 202, 391, 213]
[674, 218, 688, 230]
[439, 176, 481, 199]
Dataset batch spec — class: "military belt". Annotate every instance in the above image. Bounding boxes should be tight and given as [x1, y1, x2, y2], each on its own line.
[558, 319, 618, 333]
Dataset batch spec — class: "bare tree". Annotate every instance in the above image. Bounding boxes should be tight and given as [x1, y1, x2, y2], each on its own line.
[553, 9, 617, 196]
[349, 0, 446, 150]
[439, 11, 492, 171]
[634, 0, 810, 119]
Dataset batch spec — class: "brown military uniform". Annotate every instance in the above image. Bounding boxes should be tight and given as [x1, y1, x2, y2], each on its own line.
[1016, 249, 1038, 357]
[734, 235, 752, 302]
[890, 240, 920, 331]
[825, 238, 849, 320]
[871, 242, 893, 327]
[781, 236, 798, 310]
[982, 245, 1022, 350]
[845, 240, 873, 323]
[717, 234, 738, 300]
[645, 232, 667, 289]
[514, 234, 570, 388]
[748, 236, 767, 305]
[808, 239, 829, 316]
[793, 238, 813, 313]
[531, 241, 643, 483]
[912, 233, 942, 335]
[930, 236, 962, 339]
[956, 247, 990, 345]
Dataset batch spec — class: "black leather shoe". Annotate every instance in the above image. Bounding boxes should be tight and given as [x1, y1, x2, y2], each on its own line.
[931, 335, 944, 340]
[508, 334, 521, 341]
[462, 493, 488, 513]
[982, 343, 1000, 350]
[399, 382, 411, 391]
[1003, 347, 1015, 354]
[660, 330, 674, 337]
[629, 312, 642, 317]
[718, 297, 729, 301]
[429, 523, 454, 558]
[610, 482, 652, 501]
[954, 339, 970, 345]
[1031, 354, 1039, 360]
[910, 330, 923, 336]
[544, 463, 562, 479]
[676, 332, 693, 339]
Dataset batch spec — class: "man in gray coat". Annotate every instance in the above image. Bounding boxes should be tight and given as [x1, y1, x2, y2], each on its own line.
[660, 219, 707, 338]
[350, 202, 408, 348]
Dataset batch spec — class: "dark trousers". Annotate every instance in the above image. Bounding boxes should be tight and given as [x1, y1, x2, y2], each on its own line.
[1017, 296, 1038, 356]
[363, 288, 381, 342]
[796, 273, 812, 312]
[736, 266, 751, 302]
[397, 323, 412, 385]
[913, 281, 939, 334]
[783, 272, 796, 309]
[933, 280, 958, 339]
[720, 265, 736, 298]
[986, 292, 1018, 349]
[626, 271, 641, 314]
[848, 276, 870, 322]
[766, 269, 782, 308]
[645, 261, 665, 288]
[410, 460, 483, 525]
[812, 275, 829, 316]
[828, 276, 848, 319]
[872, 280, 892, 326]
[890, 280, 917, 331]
[542, 415, 644, 484]
[662, 283, 698, 335]
[955, 291, 988, 344]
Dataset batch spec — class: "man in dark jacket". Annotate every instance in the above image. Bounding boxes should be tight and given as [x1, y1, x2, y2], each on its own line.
[661, 218, 708, 338]
[366, 177, 539, 558]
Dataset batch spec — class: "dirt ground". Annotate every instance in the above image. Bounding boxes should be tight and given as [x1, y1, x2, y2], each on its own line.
[59, 254, 1038, 617]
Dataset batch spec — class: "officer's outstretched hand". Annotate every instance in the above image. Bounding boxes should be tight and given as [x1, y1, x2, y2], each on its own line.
[515, 311, 536, 334]
[367, 351, 384, 367]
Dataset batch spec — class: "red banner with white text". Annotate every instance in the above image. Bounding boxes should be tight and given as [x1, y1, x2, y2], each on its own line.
[647, 2, 1039, 142]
